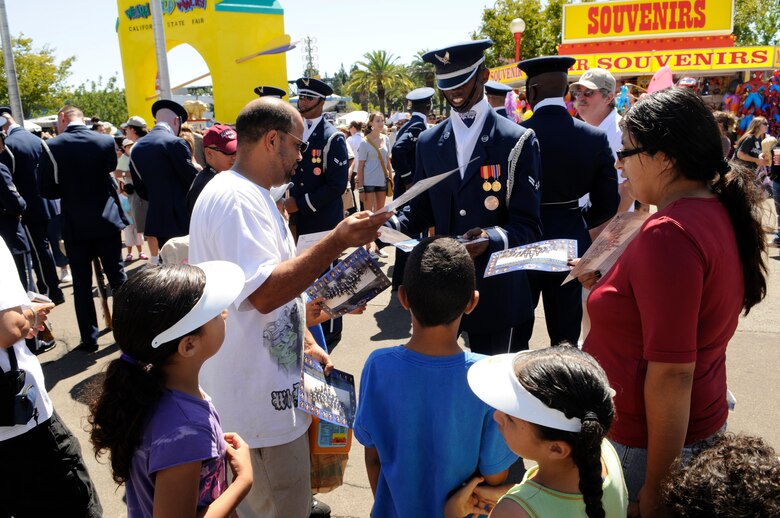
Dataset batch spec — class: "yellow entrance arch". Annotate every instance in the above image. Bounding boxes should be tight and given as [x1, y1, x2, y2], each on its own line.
[116, 0, 289, 123]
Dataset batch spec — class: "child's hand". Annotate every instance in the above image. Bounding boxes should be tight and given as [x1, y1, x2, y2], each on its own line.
[473, 482, 511, 509]
[306, 298, 329, 326]
[443, 476, 485, 518]
[224, 432, 252, 486]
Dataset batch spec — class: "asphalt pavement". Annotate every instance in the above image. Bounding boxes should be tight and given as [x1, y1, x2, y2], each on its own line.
[39, 200, 780, 518]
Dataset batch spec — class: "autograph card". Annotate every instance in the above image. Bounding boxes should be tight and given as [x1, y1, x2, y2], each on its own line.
[298, 354, 357, 428]
[305, 247, 391, 317]
[485, 239, 578, 277]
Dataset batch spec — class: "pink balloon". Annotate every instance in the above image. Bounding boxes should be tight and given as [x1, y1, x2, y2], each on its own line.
[647, 66, 674, 94]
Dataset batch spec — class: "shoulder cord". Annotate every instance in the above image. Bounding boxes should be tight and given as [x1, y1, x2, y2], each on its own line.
[39, 140, 58, 185]
[321, 131, 344, 175]
[506, 128, 535, 206]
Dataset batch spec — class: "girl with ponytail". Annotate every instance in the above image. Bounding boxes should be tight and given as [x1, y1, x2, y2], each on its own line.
[577, 86, 767, 516]
[445, 346, 627, 518]
[88, 262, 253, 517]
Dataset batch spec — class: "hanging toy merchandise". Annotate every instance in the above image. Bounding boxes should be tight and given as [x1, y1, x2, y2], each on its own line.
[505, 90, 522, 124]
[615, 85, 632, 115]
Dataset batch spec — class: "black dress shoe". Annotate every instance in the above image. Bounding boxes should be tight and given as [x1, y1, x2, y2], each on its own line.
[76, 342, 99, 353]
[33, 340, 57, 355]
[310, 498, 331, 517]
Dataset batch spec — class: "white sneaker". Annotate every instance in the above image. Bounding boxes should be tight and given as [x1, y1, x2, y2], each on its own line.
[60, 271, 73, 284]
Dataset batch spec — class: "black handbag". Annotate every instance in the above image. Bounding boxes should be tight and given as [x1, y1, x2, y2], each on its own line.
[0, 348, 37, 427]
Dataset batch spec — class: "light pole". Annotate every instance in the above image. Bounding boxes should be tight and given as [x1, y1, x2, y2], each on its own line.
[510, 18, 526, 63]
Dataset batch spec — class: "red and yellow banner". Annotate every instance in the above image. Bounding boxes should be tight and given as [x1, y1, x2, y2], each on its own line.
[562, 0, 734, 44]
[490, 46, 778, 84]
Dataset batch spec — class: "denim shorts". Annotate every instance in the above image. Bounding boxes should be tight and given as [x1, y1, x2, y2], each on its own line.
[362, 184, 386, 193]
[610, 422, 727, 502]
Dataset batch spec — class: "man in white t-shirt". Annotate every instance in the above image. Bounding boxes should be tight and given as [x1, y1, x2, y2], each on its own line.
[188, 97, 391, 517]
[0, 238, 102, 516]
[570, 68, 636, 217]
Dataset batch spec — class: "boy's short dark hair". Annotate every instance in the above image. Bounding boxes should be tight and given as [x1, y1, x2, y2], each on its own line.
[403, 236, 475, 327]
[662, 433, 780, 517]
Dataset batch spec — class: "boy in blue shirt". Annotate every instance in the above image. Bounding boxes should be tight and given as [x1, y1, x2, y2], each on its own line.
[353, 237, 517, 517]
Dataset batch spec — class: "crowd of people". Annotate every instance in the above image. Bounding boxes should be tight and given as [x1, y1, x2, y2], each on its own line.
[1, 33, 779, 518]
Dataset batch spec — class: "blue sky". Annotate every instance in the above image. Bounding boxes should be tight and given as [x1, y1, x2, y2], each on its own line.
[8, 0, 492, 88]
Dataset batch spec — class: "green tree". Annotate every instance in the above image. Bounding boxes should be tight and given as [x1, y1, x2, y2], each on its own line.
[345, 50, 412, 114]
[332, 64, 350, 95]
[67, 75, 128, 125]
[0, 34, 74, 117]
[408, 50, 435, 89]
[734, 0, 780, 45]
[472, 0, 565, 67]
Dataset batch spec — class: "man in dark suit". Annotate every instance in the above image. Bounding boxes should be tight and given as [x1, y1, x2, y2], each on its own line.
[517, 56, 619, 346]
[285, 77, 349, 351]
[485, 81, 513, 119]
[38, 105, 128, 352]
[0, 107, 64, 305]
[388, 87, 434, 290]
[129, 100, 197, 264]
[388, 39, 543, 355]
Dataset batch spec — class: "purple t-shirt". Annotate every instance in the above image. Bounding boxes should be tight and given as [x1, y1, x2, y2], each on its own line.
[126, 389, 228, 517]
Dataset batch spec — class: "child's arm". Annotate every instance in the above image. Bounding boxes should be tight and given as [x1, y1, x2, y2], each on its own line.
[364, 446, 381, 496]
[482, 469, 509, 486]
[153, 433, 253, 518]
[153, 462, 202, 517]
[201, 433, 253, 518]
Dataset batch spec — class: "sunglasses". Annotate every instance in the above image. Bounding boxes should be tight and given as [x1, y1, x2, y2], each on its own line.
[616, 147, 647, 161]
[571, 89, 600, 99]
[208, 146, 236, 156]
[298, 94, 319, 101]
[280, 130, 309, 153]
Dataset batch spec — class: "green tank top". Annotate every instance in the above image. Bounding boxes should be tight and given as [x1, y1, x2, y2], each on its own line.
[498, 440, 628, 518]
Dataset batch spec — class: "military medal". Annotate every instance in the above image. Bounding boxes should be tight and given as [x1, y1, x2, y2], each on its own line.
[491, 164, 502, 191]
[313, 167, 322, 176]
[492, 181, 501, 192]
[484, 195, 499, 211]
[311, 149, 322, 164]
[480, 165, 494, 191]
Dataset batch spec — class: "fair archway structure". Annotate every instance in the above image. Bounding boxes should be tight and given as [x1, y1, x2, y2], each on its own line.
[116, 0, 290, 123]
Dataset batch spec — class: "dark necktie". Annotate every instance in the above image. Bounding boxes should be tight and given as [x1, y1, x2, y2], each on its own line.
[307, 120, 312, 129]
[459, 110, 477, 128]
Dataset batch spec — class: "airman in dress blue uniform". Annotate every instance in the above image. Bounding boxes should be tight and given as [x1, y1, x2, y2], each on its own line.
[129, 100, 198, 261]
[0, 107, 64, 304]
[38, 105, 128, 352]
[485, 81, 513, 119]
[388, 39, 543, 355]
[389, 87, 435, 289]
[516, 56, 619, 346]
[285, 77, 349, 350]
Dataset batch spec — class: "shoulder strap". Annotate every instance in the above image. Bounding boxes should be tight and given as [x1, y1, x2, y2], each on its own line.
[364, 136, 390, 178]
[1, 345, 19, 374]
[4, 146, 16, 175]
[40, 140, 58, 185]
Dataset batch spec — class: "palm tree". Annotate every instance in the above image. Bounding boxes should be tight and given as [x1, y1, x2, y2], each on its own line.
[408, 49, 435, 89]
[345, 50, 412, 115]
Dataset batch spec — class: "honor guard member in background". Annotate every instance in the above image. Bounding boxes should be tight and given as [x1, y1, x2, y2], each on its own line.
[254, 85, 287, 98]
[388, 87, 434, 290]
[485, 81, 513, 118]
[38, 105, 128, 352]
[388, 39, 543, 355]
[0, 107, 64, 306]
[286, 77, 349, 350]
[129, 99, 198, 264]
[517, 56, 619, 346]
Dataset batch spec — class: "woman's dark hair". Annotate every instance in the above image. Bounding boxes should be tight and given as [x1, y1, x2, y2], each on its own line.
[88, 264, 206, 484]
[363, 112, 384, 136]
[622, 87, 767, 314]
[515, 346, 615, 518]
[662, 433, 780, 517]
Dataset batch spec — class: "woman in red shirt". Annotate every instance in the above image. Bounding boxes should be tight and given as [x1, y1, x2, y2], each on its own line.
[579, 87, 767, 517]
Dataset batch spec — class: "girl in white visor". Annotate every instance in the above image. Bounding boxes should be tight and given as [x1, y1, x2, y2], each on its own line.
[88, 262, 253, 517]
[446, 346, 627, 518]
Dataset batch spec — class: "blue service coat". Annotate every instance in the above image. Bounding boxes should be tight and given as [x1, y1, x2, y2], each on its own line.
[129, 124, 197, 242]
[290, 119, 349, 235]
[37, 125, 127, 241]
[390, 109, 543, 332]
[0, 126, 51, 223]
[0, 162, 29, 254]
[521, 104, 619, 252]
[495, 107, 509, 119]
[390, 114, 427, 198]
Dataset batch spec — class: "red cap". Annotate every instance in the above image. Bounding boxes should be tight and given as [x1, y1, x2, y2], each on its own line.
[203, 124, 237, 154]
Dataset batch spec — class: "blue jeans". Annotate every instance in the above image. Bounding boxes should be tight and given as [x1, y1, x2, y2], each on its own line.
[610, 422, 727, 502]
